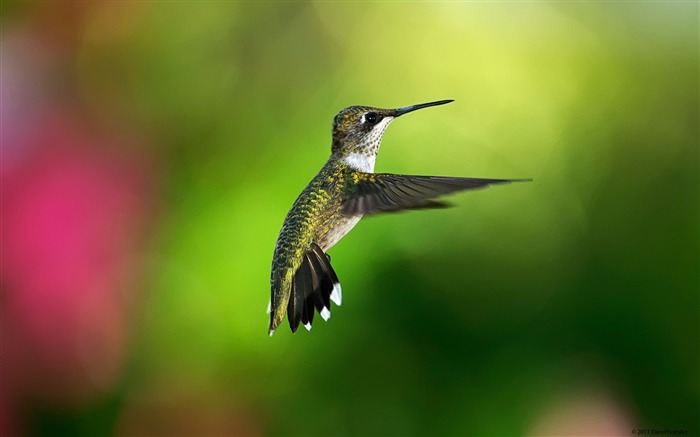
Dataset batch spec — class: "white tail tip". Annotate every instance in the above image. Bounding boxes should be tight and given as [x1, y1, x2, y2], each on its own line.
[330, 283, 342, 306]
[320, 306, 331, 321]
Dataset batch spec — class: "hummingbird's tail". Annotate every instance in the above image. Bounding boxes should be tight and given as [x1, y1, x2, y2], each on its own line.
[286, 243, 342, 333]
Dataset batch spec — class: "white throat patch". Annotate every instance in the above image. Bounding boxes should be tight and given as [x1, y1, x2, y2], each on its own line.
[343, 152, 376, 172]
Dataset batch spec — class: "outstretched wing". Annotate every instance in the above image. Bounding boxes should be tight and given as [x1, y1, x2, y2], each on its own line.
[286, 243, 342, 333]
[342, 173, 529, 216]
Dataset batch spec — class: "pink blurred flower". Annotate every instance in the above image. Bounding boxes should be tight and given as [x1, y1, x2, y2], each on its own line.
[2, 113, 154, 407]
[1, 4, 155, 435]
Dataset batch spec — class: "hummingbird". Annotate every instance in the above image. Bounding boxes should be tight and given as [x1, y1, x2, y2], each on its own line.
[268, 99, 528, 335]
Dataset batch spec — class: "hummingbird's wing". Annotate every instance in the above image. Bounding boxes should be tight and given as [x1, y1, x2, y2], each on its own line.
[342, 173, 527, 216]
[287, 243, 341, 333]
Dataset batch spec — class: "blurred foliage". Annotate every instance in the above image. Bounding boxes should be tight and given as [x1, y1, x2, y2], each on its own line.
[2, 1, 697, 436]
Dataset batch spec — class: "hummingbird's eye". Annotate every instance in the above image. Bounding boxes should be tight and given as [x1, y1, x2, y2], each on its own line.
[364, 112, 379, 124]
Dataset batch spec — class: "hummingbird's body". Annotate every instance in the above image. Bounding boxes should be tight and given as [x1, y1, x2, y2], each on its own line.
[277, 160, 361, 253]
[271, 159, 357, 290]
[269, 100, 527, 335]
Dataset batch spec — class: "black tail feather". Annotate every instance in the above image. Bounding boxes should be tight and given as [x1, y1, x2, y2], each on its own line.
[288, 251, 310, 333]
[287, 243, 340, 333]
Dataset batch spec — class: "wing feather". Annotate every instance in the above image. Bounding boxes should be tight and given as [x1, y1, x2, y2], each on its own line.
[342, 174, 529, 216]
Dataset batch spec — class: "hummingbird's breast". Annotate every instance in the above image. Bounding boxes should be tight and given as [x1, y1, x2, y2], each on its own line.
[316, 214, 362, 252]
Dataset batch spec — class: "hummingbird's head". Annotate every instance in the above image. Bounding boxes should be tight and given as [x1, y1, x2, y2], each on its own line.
[331, 99, 453, 172]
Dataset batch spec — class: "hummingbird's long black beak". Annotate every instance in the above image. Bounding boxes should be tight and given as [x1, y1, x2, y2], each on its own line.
[393, 99, 454, 117]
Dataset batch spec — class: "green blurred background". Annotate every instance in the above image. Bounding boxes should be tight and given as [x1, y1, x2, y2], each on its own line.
[1, 2, 697, 436]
